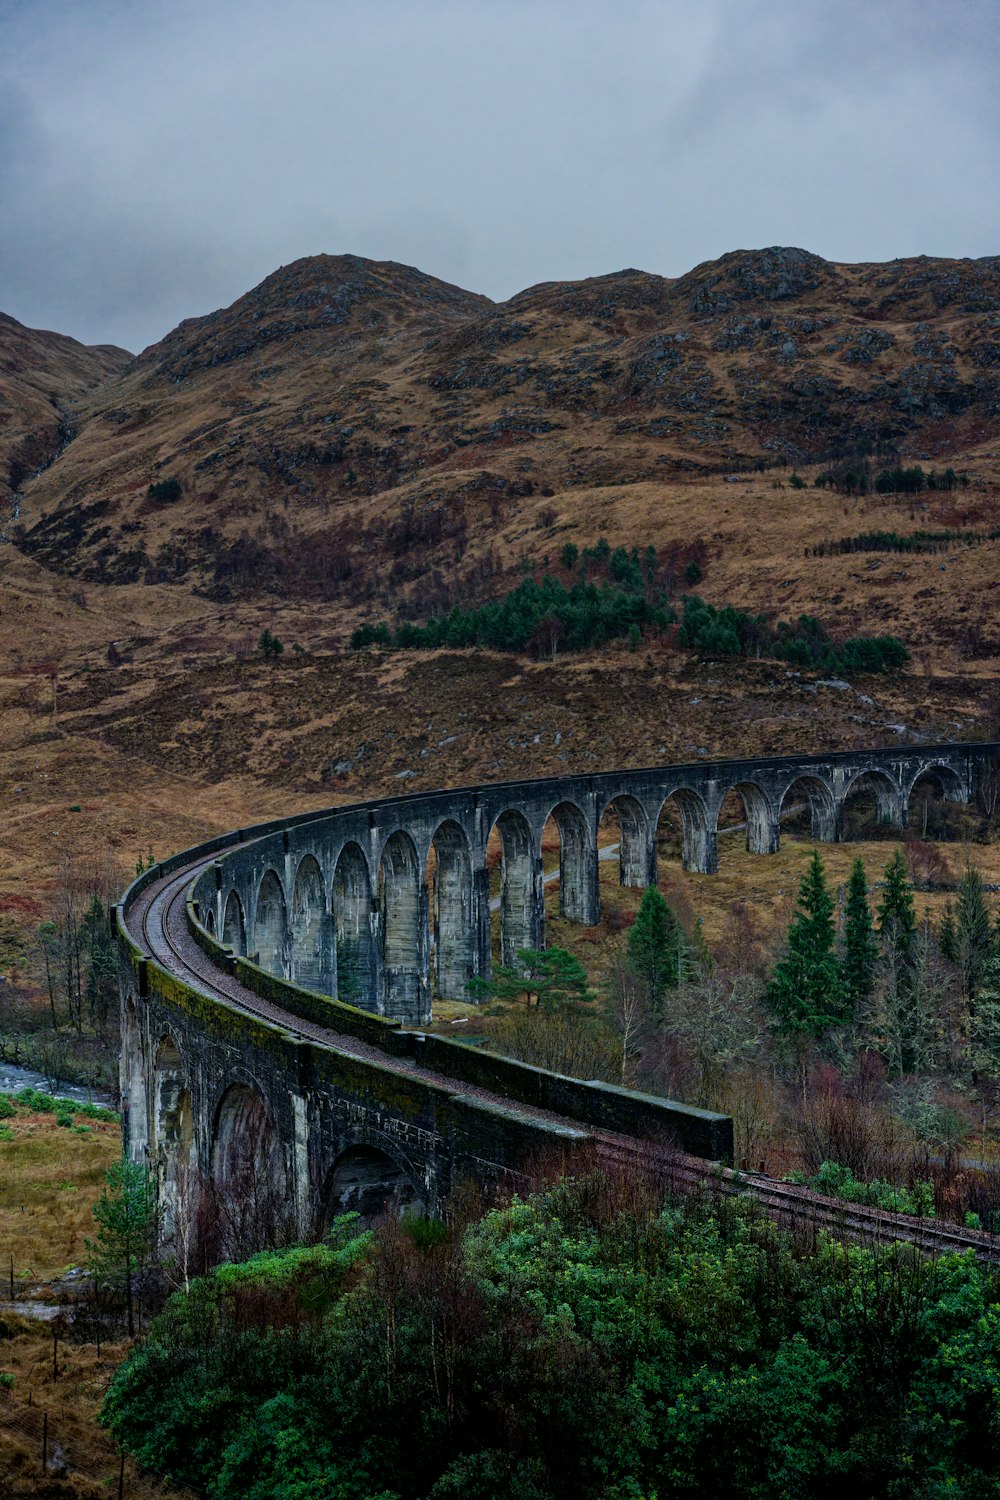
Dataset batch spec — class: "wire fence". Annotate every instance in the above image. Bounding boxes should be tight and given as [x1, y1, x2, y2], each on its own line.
[0, 1385, 204, 1498]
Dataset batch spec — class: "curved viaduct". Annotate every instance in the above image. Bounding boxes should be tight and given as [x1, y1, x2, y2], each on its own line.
[117, 741, 995, 1245]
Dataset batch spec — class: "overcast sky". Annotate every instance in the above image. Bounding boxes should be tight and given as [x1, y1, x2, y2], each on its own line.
[1, 0, 997, 353]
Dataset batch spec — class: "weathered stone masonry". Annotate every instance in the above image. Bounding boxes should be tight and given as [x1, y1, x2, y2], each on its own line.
[118, 742, 995, 1243]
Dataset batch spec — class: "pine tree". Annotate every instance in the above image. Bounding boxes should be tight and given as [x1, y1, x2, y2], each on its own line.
[626, 886, 686, 1015]
[972, 953, 1000, 1083]
[842, 858, 877, 1015]
[766, 849, 846, 1039]
[86, 1159, 159, 1337]
[938, 901, 959, 965]
[956, 864, 995, 1003]
[877, 849, 916, 955]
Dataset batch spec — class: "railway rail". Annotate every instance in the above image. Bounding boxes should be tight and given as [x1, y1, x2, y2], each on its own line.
[126, 837, 1000, 1267]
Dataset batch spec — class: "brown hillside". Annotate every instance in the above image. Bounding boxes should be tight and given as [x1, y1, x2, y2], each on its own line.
[2, 247, 1000, 905]
[0, 313, 130, 512]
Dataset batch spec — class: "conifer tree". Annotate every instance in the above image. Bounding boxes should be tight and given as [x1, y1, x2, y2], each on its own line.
[86, 1159, 159, 1337]
[956, 864, 995, 1003]
[626, 886, 686, 1015]
[877, 849, 916, 957]
[938, 901, 959, 965]
[766, 850, 846, 1039]
[842, 857, 877, 1015]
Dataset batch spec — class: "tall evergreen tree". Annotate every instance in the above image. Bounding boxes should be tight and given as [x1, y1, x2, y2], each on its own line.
[86, 1159, 160, 1337]
[766, 850, 846, 1039]
[842, 858, 877, 1015]
[626, 886, 686, 1015]
[956, 865, 995, 1003]
[877, 849, 916, 956]
[938, 901, 959, 966]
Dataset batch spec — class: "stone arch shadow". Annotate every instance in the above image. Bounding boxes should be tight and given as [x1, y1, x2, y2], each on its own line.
[323, 1135, 426, 1225]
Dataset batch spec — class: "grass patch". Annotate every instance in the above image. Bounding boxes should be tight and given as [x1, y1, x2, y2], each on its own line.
[0, 1108, 120, 1280]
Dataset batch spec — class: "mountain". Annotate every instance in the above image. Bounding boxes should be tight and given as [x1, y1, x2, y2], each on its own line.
[10, 248, 1000, 601]
[0, 312, 131, 511]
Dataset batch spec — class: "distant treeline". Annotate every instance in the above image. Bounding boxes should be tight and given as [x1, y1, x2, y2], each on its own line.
[678, 594, 910, 675]
[809, 462, 968, 498]
[352, 572, 674, 656]
[808, 528, 1000, 558]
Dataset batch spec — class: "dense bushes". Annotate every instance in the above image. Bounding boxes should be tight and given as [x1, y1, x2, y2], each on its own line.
[678, 594, 909, 674]
[103, 1179, 1000, 1500]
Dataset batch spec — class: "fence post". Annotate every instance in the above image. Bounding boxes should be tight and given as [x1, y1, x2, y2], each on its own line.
[41, 1410, 47, 1474]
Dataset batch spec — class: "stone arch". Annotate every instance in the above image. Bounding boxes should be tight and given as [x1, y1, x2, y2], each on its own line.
[378, 830, 427, 1023]
[121, 996, 147, 1162]
[657, 786, 716, 874]
[204, 907, 216, 937]
[428, 819, 474, 1001]
[291, 854, 329, 991]
[222, 889, 246, 955]
[254, 870, 287, 976]
[211, 1081, 289, 1256]
[597, 794, 651, 889]
[719, 780, 779, 855]
[154, 1036, 197, 1244]
[906, 763, 967, 839]
[491, 808, 542, 966]
[777, 775, 837, 842]
[543, 799, 598, 924]
[326, 1142, 424, 1224]
[841, 768, 904, 839]
[333, 841, 377, 1009]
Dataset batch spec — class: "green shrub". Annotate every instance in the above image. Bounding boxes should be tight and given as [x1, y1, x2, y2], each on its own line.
[0, 1126, 13, 1142]
[0, 1096, 15, 1120]
[56, 1112, 74, 1128]
[147, 476, 182, 504]
[17, 1088, 56, 1113]
[0, 1372, 13, 1390]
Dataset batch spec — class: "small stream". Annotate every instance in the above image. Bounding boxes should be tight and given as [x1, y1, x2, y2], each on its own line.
[0, 1060, 115, 1109]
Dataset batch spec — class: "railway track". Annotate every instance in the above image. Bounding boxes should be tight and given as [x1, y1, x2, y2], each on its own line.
[128, 847, 1000, 1267]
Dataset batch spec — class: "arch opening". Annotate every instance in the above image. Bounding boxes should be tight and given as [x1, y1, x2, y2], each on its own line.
[657, 787, 715, 874]
[222, 890, 246, 955]
[121, 997, 147, 1162]
[490, 809, 541, 967]
[333, 842, 377, 1009]
[840, 770, 903, 841]
[907, 765, 968, 840]
[211, 1083, 290, 1259]
[542, 800, 597, 925]
[254, 870, 287, 976]
[717, 782, 779, 856]
[597, 795, 650, 890]
[154, 1037, 197, 1246]
[428, 820, 474, 1002]
[204, 908, 216, 937]
[327, 1144, 424, 1224]
[778, 775, 837, 843]
[291, 854, 329, 991]
[378, 831, 427, 1023]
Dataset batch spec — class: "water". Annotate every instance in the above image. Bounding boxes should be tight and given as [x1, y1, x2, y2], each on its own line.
[0, 1060, 115, 1109]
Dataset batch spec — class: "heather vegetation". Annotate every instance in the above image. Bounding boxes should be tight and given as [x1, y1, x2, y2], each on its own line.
[101, 1176, 1000, 1500]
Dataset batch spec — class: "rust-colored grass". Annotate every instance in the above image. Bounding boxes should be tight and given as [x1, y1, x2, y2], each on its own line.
[0, 1111, 120, 1282]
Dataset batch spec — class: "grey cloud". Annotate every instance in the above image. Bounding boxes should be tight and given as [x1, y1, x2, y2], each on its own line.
[0, 0, 996, 352]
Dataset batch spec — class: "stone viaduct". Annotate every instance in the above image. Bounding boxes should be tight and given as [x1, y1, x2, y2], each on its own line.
[117, 741, 995, 1246]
